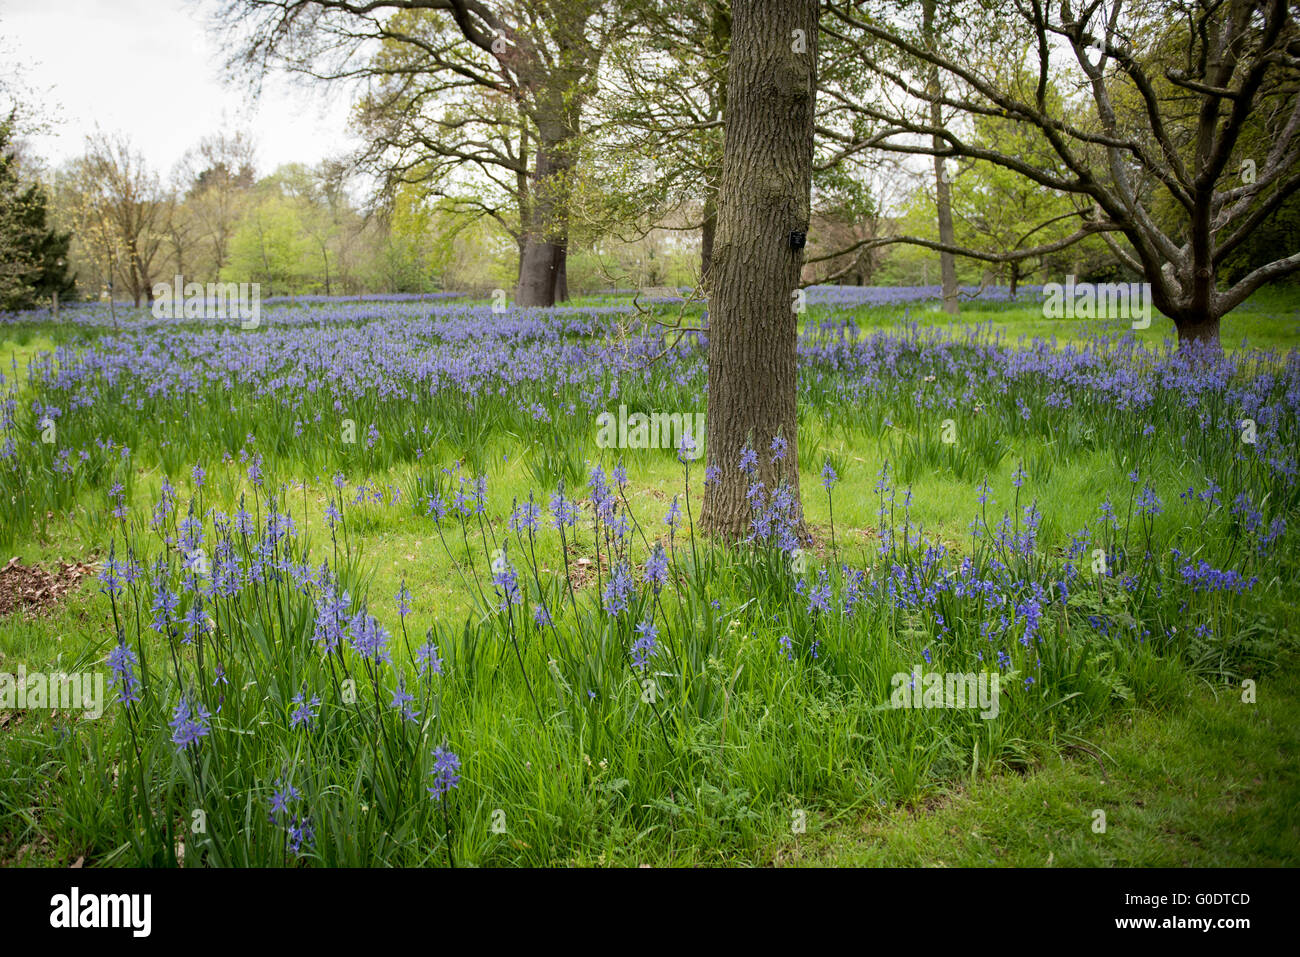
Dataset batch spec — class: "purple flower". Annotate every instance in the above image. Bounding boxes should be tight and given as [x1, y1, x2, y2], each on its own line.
[169, 694, 212, 752]
[389, 677, 420, 723]
[664, 496, 681, 532]
[427, 746, 461, 799]
[347, 608, 392, 665]
[417, 637, 444, 677]
[631, 620, 659, 669]
[549, 490, 579, 529]
[509, 500, 541, 533]
[289, 691, 321, 729]
[821, 460, 837, 492]
[106, 638, 140, 705]
[602, 562, 636, 616]
[644, 545, 669, 590]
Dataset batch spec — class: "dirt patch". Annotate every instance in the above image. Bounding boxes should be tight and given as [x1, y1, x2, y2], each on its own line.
[0, 557, 96, 618]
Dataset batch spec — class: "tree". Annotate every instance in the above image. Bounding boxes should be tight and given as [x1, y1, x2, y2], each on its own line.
[0, 117, 74, 309]
[219, 0, 606, 307]
[180, 131, 257, 280]
[825, 0, 1300, 347]
[598, 0, 730, 281]
[226, 185, 315, 295]
[700, 0, 818, 539]
[80, 133, 168, 305]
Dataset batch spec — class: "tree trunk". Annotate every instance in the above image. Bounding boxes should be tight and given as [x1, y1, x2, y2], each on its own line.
[553, 240, 568, 302]
[517, 238, 560, 307]
[1176, 313, 1221, 348]
[700, 0, 817, 540]
[515, 124, 569, 308]
[923, 0, 959, 316]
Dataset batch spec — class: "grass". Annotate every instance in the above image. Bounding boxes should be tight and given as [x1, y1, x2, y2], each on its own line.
[786, 661, 1300, 867]
[1, 287, 1298, 867]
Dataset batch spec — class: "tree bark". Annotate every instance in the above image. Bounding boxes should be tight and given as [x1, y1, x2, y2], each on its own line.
[700, 0, 817, 540]
[515, 121, 570, 307]
[553, 241, 568, 302]
[1175, 313, 1221, 348]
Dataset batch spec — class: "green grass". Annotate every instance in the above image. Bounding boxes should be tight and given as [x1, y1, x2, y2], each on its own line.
[1, 288, 1298, 867]
[785, 662, 1300, 867]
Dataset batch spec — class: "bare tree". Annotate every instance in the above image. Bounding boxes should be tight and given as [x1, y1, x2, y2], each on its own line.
[81, 132, 167, 305]
[179, 131, 257, 280]
[821, 0, 1300, 346]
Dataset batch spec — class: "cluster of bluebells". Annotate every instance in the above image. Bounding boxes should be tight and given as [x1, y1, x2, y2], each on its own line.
[106, 636, 141, 706]
[268, 779, 315, 857]
[427, 746, 462, 800]
[168, 694, 212, 753]
[29, 302, 1293, 866]
[740, 439, 803, 554]
[631, 621, 659, 670]
[289, 690, 321, 729]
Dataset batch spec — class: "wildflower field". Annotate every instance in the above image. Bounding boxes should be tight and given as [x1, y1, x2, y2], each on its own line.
[2, 286, 1298, 867]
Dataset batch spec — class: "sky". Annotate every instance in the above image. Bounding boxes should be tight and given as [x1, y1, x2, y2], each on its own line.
[2, 0, 359, 178]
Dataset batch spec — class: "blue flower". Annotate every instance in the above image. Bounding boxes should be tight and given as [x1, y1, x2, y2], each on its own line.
[417, 637, 444, 677]
[631, 620, 659, 670]
[289, 690, 321, 729]
[821, 460, 837, 492]
[389, 677, 420, 723]
[169, 694, 212, 752]
[644, 545, 669, 590]
[106, 638, 140, 705]
[427, 746, 462, 800]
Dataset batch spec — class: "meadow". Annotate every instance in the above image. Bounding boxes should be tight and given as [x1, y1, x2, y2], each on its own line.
[1, 285, 1297, 866]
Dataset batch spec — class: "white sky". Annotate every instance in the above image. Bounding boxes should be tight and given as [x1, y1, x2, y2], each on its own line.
[2, 0, 358, 178]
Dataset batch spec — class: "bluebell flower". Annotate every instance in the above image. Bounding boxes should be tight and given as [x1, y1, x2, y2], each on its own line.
[169, 694, 212, 752]
[106, 638, 140, 705]
[821, 460, 837, 492]
[390, 677, 420, 723]
[417, 637, 444, 677]
[427, 746, 462, 800]
[644, 545, 669, 591]
[631, 620, 658, 670]
[289, 690, 321, 729]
